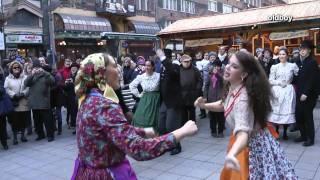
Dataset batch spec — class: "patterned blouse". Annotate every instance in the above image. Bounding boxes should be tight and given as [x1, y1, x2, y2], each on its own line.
[77, 89, 176, 169]
[129, 72, 160, 98]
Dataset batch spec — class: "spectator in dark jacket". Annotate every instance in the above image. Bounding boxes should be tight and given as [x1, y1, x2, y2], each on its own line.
[259, 49, 276, 77]
[158, 49, 183, 155]
[0, 66, 9, 150]
[204, 60, 225, 138]
[122, 57, 134, 87]
[24, 60, 55, 142]
[180, 54, 202, 123]
[294, 40, 320, 147]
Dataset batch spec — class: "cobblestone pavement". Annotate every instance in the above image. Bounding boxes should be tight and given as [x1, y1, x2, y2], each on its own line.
[0, 107, 320, 180]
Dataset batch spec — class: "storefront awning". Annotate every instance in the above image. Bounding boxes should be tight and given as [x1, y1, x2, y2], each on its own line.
[55, 13, 112, 32]
[130, 21, 160, 35]
[158, 1, 320, 36]
[101, 32, 159, 41]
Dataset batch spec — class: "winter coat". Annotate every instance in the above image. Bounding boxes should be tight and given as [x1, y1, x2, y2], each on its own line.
[4, 74, 29, 112]
[180, 65, 202, 106]
[24, 70, 55, 110]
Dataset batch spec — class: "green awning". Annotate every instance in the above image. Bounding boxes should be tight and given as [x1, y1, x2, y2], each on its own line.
[55, 32, 101, 39]
[101, 32, 159, 41]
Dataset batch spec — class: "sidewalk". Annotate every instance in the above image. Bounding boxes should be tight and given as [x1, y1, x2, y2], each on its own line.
[0, 108, 319, 180]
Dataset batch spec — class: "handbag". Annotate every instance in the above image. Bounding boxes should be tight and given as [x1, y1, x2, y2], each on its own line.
[0, 93, 14, 116]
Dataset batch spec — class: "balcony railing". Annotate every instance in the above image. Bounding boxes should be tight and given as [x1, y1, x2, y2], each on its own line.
[96, 1, 135, 16]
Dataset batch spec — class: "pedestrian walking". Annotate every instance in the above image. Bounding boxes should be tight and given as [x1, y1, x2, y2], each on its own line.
[71, 53, 197, 180]
[195, 51, 297, 179]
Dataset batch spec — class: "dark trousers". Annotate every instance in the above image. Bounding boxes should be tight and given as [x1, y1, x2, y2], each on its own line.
[66, 98, 78, 128]
[0, 115, 7, 146]
[158, 102, 182, 135]
[209, 112, 225, 134]
[33, 109, 54, 138]
[55, 106, 62, 132]
[181, 105, 196, 124]
[296, 98, 317, 143]
[8, 111, 29, 132]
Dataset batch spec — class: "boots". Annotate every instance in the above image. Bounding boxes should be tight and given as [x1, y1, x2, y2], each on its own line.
[13, 131, 18, 145]
[283, 125, 288, 140]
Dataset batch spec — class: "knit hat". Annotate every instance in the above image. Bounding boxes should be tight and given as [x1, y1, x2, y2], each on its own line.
[292, 48, 299, 54]
[137, 56, 145, 65]
[208, 51, 217, 57]
[70, 62, 80, 69]
[32, 59, 41, 68]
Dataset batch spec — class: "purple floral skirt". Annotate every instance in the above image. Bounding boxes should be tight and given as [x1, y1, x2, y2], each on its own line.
[248, 130, 298, 179]
[71, 158, 137, 180]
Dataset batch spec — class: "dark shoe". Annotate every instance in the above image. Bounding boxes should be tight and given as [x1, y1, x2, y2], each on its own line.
[200, 114, 207, 119]
[27, 131, 32, 135]
[72, 131, 76, 135]
[290, 127, 298, 132]
[294, 137, 306, 143]
[13, 139, 18, 145]
[211, 132, 217, 138]
[35, 136, 45, 141]
[283, 135, 289, 140]
[170, 147, 181, 155]
[3, 145, 9, 150]
[217, 133, 224, 138]
[303, 140, 314, 147]
[21, 136, 28, 142]
[57, 131, 61, 135]
[47, 137, 54, 142]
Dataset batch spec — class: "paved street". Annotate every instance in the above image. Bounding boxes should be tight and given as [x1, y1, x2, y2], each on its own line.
[1, 107, 320, 180]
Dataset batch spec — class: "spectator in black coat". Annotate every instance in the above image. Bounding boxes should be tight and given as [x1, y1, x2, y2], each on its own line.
[180, 54, 202, 123]
[294, 40, 320, 147]
[158, 49, 183, 155]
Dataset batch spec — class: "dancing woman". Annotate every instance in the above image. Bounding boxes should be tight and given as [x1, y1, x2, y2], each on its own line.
[72, 53, 197, 180]
[195, 51, 297, 179]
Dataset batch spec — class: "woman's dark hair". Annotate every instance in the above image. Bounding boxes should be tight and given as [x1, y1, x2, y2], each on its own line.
[227, 51, 273, 128]
[279, 46, 289, 55]
[262, 48, 273, 57]
[145, 59, 155, 71]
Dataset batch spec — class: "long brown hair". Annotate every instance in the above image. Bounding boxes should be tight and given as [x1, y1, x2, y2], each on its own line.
[227, 51, 273, 128]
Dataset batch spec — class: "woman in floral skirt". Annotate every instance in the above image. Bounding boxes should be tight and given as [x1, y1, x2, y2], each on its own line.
[195, 51, 297, 179]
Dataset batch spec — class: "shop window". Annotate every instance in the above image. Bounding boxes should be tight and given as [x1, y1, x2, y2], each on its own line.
[180, 0, 195, 14]
[222, 4, 232, 14]
[163, 0, 178, 11]
[208, 0, 217, 12]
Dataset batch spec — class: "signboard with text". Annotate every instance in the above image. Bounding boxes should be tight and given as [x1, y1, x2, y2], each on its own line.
[6, 35, 43, 44]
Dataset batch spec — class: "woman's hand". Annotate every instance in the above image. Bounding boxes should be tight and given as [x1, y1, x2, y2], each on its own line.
[194, 97, 206, 108]
[172, 120, 198, 142]
[144, 128, 156, 138]
[225, 154, 240, 171]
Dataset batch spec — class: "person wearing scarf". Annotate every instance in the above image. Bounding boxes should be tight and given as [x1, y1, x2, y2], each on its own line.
[72, 53, 198, 180]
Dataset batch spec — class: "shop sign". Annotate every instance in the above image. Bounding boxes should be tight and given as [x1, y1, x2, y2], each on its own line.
[185, 38, 223, 47]
[6, 34, 43, 44]
[55, 33, 101, 39]
[269, 30, 309, 41]
[0, 32, 5, 50]
[103, 34, 158, 41]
